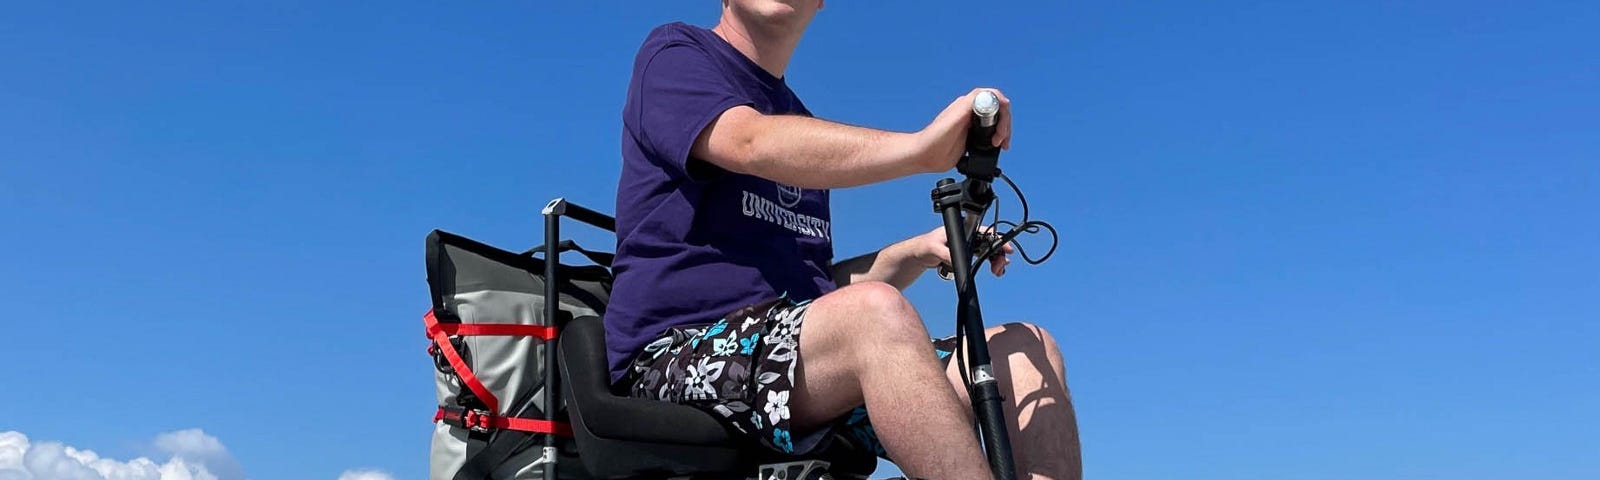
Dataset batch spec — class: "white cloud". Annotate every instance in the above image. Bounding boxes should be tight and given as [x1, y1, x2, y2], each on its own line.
[336, 470, 394, 480]
[0, 430, 223, 480]
[152, 430, 242, 480]
[2, 430, 388, 480]
[0, 432, 222, 480]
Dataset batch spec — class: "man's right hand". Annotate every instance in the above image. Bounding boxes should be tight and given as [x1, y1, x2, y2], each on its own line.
[912, 88, 1013, 173]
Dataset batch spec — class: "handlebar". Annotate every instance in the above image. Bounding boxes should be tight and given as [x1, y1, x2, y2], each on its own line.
[929, 88, 1019, 480]
[938, 90, 1005, 281]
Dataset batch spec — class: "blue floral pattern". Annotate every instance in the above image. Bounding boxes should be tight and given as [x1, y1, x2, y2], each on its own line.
[773, 428, 794, 453]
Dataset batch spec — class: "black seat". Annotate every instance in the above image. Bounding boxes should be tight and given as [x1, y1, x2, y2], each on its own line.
[559, 315, 877, 479]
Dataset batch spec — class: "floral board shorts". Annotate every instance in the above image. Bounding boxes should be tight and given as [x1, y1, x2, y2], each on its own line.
[615, 294, 960, 458]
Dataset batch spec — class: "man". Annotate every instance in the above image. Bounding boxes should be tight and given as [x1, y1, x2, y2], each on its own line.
[607, 2, 1081, 479]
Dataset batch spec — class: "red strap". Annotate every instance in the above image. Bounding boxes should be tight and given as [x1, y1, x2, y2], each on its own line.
[424, 310, 500, 413]
[437, 322, 557, 339]
[500, 416, 573, 436]
[434, 407, 573, 436]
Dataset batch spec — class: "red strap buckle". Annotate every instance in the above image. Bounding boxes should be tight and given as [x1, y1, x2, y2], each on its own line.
[434, 406, 572, 436]
[462, 409, 494, 433]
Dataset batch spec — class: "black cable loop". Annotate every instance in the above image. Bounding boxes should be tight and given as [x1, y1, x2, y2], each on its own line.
[952, 172, 1060, 392]
[966, 173, 1059, 284]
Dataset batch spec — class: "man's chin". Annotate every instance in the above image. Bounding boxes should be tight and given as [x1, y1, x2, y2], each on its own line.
[756, 14, 813, 36]
[735, 1, 817, 32]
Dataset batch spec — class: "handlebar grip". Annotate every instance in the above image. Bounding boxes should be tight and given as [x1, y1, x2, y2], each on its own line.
[959, 90, 1002, 180]
[969, 89, 1000, 151]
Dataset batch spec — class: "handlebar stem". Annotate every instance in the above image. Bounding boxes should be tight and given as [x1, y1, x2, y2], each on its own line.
[932, 178, 1018, 480]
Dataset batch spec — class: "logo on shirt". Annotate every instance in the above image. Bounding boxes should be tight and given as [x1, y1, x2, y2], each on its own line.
[741, 190, 830, 240]
[776, 184, 803, 208]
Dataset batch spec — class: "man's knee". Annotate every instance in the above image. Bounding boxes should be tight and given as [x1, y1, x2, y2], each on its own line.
[997, 321, 1066, 379]
[1005, 321, 1059, 351]
[819, 281, 927, 345]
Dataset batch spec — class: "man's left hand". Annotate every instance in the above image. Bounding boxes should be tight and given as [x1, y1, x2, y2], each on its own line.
[906, 226, 1014, 277]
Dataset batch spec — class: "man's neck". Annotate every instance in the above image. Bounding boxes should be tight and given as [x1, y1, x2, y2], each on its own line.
[712, 18, 800, 79]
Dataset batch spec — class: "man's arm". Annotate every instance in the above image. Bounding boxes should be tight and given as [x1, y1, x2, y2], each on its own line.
[690, 88, 1012, 189]
[831, 237, 931, 290]
[830, 227, 1013, 290]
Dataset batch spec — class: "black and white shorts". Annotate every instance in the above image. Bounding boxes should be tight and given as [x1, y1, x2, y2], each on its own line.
[615, 294, 960, 457]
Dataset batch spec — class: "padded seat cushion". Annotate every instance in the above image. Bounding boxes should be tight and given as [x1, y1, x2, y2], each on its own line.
[562, 316, 734, 445]
[561, 316, 877, 478]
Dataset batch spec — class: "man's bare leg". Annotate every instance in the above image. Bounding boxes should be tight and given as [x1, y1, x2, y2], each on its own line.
[945, 322, 1082, 480]
[788, 281, 992, 480]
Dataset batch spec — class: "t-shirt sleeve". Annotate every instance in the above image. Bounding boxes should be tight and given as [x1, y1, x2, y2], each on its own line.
[632, 44, 753, 181]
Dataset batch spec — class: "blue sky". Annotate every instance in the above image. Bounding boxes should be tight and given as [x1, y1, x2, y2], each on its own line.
[2, 1, 1596, 479]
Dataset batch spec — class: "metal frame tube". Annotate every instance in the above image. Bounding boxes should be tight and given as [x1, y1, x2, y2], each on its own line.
[935, 179, 1017, 480]
[538, 198, 618, 478]
[542, 211, 561, 479]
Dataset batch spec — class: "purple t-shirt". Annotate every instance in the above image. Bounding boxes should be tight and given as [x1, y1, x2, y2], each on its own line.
[607, 23, 836, 382]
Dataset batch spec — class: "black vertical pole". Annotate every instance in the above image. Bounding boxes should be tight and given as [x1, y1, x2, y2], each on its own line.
[542, 210, 560, 479]
[935, 179, 1017, 480]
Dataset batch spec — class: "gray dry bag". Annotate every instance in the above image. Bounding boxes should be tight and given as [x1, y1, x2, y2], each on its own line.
[424, 230, 609, 479]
